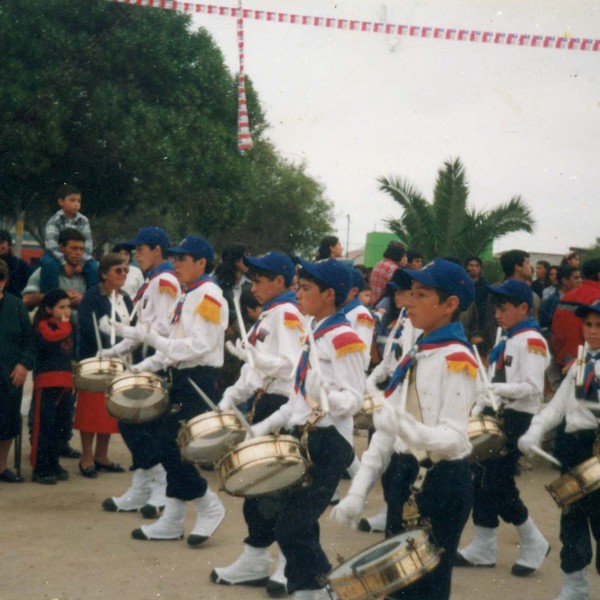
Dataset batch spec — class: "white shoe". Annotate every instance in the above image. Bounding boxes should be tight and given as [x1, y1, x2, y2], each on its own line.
[512, 517, 550, 576]
[141, 464, 167, 518]
[267, 545, 288, 598]
[553, 568, 589, 600]
[358, 509, 387, 533]
[187, 488, 225, 546]
[211, 544, 271, 586]
[102, 468, 152, 512]
[455, 525, 497, 567]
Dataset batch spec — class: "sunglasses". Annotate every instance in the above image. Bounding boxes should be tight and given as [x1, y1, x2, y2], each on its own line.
[112, 267, 129, 274]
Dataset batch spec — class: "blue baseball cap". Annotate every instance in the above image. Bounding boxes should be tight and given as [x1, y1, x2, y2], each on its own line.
[575, 299, 600, 319]
[167, 236, 214, 261]
[295, 257, 352, 304]
[387, 267, 412, 292]
[122, 227, 169, 250]
[396, 258, 475, 310]
[244, 252, 295, 287]
[488, 279, 533, 308]
[350, 268, 366, 292]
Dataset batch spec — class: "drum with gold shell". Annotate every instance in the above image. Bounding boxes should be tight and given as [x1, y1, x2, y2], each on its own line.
[73, 357, 125, 393]
[354, 391, 384, 430]
[218, 434, 309, 497]
[546, 455, 600, 509]
[468, 414, 506, 463]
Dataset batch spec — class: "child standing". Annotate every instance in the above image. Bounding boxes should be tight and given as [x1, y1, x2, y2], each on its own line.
[332, 258, 477, 600]
[519, 299, 600, 599]
[248, 257, 366, 599]
[456, 279, 550, 576]
[30, 289, 74, 484]
[40, 184, 98, 292]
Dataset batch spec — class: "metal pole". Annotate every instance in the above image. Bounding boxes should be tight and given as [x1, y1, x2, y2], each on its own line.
[345, 214, 350, 258]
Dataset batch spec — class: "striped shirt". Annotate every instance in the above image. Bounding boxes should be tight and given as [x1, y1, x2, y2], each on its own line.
[44, 209, 93, 264]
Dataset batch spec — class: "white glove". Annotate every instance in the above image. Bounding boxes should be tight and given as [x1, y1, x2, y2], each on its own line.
[372, 400, 399, 437]
[249, 409, 288, 439]
[330, 493, 366, 528]
[226, 339, 248, 362]
[100, 316, 140, 342]
[97, 347, 119, 359]
[139, 329, 169, 354]
[218, 393, 235, 410]
[250, 419, 275, 438]
[129, 363, 144, 373]
[365, 371, 379, 394]
[98, 315, 112, 335]
[246, 345, 281, 376]
[518, 422, 544, 455]
[396, 412, 430, 449]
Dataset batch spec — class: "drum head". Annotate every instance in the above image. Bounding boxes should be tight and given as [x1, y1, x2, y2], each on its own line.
[222, 458, 306, 497]
[184, 429, 246, 463]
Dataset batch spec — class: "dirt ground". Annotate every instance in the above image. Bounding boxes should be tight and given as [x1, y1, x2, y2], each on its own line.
[3, 386, 598, 600]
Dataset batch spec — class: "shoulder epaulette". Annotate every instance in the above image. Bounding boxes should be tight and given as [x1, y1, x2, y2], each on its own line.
[445, 351, 478, 379]
[158, 277, 178, 297]
[332, 330, 367, 357]
[356, 312, 376, 327]
[283, 311, 303, 330]
[195, 294, 222, 324]
[527, 337, 547, 356]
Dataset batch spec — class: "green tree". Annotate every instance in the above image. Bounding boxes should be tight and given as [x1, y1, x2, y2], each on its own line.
[379, 158, 534, 262]
[0, 0, 332, 255]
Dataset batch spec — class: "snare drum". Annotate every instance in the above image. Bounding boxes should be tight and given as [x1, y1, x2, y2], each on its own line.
[546, 455, 600, 509]
[354, 391, 384, 430]
[327, 529, 442, 600]
[218, 434, 309, 497]
[106, 371, 170, 423]
[468, 415, 506, 463]
[178, 410, 246, 463]
[73, 357, 125, 393]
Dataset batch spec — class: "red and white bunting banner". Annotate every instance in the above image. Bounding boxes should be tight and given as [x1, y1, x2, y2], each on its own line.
[236, 0, 253, 152]
[108, 0, 600, 53]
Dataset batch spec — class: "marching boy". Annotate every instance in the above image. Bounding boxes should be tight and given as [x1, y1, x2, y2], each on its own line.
[519, 299, 600, 599]
[332, 258, 478, 600]
[211, 251, 305, 597]
[245, 257, 365, 600]
[456, 279, 550, 576]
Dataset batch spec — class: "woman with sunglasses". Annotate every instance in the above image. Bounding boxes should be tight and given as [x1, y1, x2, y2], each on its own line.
[74, 253, 133, 478]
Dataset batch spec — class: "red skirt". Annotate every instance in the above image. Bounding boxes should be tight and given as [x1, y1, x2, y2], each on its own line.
[74, 390, 120, 434]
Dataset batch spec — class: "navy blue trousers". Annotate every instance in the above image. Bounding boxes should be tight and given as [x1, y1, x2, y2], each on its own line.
[471, 408, 532, 528]
[385, 456, 473, 600]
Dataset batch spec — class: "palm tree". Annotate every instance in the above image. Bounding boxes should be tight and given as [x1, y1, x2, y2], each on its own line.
[379, 158, 534, 261]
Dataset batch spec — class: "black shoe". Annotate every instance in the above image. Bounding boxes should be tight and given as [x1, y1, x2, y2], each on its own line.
[0, 469, 24, 483]
[55, 465, 69, 481]
[60, 444, 82, 459]
[510, 545, 551, 577]
[209, 570, 270, 587]
[32, 472, 58, 485]
[266, 579, 289, 597]
[131, 528, 183, 541]
[79, 462, 98, 479]
[453, 552, 495, 568]
[141, 504, 164, 519]
[94, 461, 125, 473]
[187, 534, 210, 547]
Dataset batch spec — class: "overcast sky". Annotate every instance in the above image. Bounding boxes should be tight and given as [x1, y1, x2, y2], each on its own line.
[188, 0, 599, 256]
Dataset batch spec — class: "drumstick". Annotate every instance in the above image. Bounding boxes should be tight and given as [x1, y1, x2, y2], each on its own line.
[187, 377, 253, 436]
[129, 299, 140, 323]
[530, 444, 561, 468]
[92, 312, 103, 352]
[306, 322, 330, 415]
[472, 344, 499, 412]
[382, 314, 403, 359]
[233, 294, 256, 370]
[110, 290, 116, 346]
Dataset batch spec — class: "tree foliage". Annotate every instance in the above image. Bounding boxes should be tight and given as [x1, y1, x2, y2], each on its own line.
[379, 158, 535, 262]
[0, 0, 332, 255]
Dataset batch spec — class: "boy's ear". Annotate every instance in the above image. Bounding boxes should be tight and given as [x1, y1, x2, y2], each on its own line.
[324, 287, 337, 306]
[445, 295, 460, 314]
